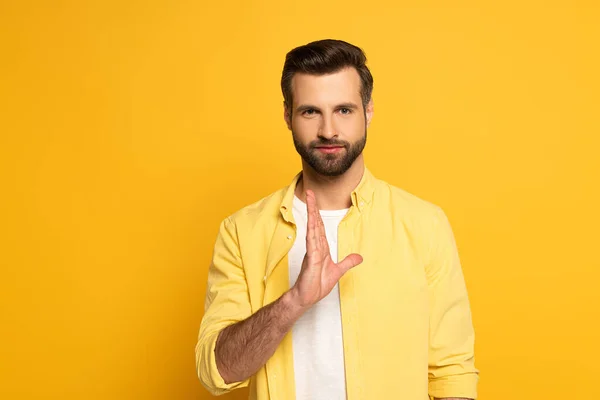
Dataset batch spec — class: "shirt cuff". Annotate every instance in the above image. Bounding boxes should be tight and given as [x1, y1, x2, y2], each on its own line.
[428, 372, 479, 399]
[197, 330, 250, 396]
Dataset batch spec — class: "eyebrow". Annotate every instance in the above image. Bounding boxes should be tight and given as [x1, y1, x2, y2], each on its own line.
[295, 102, 360, 113]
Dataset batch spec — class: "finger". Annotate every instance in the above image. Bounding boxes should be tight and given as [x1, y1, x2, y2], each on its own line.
[307, 190, 327, 250]
[305, 190, 322, 252]
[305, 190, 319, 253]
[337, 253, 364, 274]
[319, 234, 330, 255]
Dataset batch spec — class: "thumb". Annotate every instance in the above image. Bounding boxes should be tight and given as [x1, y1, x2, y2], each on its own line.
[337, 253, 363, 274]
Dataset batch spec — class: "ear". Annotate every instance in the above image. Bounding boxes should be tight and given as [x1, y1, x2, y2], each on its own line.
[365, 98, 374, 127]
[283, 102, 292, 130]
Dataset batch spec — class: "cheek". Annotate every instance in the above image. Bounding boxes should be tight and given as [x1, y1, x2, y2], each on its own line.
[292, 117, 318, 136]
[338, 116, 365, 136]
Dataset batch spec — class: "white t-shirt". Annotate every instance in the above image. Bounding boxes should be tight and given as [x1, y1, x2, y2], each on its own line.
[288, 194, 350, 400]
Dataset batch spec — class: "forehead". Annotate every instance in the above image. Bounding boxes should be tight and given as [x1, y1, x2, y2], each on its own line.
[290, 67, 362, 107]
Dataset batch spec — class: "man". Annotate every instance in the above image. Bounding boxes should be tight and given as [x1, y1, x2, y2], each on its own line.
[196, 39, 479, 400]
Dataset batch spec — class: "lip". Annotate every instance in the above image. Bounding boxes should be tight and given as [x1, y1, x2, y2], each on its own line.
[315, 146, 344, 153]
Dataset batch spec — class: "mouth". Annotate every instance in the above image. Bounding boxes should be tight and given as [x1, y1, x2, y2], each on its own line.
[314, 146, 345, 154]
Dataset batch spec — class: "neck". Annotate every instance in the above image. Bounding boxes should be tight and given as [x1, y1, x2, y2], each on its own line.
[294, 155, 365, 210]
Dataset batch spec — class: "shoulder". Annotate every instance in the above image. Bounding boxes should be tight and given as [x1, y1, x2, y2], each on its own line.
[374, 176, 443, 218]
[373, 176, 451, 245]
[223, 185, 288, 229]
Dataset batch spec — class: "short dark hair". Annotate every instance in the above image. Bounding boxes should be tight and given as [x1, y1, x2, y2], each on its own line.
[281, 39, 374, 112]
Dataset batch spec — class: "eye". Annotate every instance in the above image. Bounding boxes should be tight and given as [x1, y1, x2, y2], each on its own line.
[339, 107, 352, 115]
[302, 108, 318, 116]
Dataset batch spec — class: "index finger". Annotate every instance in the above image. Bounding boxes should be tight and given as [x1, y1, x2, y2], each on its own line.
[305, 190, 320, 251]
[306, 190, 327, 246]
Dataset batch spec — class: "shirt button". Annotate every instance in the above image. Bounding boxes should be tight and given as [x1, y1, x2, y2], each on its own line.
[360, 201, 365, 207]
[287, 235, 293, 239]
[263, 275, 267, 282]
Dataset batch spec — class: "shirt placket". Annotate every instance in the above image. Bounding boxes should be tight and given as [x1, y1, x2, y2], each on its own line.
[337, 208, 364, 400]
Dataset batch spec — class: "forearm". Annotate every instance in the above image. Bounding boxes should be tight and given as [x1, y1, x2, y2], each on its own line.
[215, 289, 306, 384]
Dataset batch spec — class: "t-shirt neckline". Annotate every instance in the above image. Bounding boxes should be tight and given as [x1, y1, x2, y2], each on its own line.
[293, 195, 350, 218]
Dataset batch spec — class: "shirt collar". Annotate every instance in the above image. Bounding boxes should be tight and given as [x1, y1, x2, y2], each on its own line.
[279, 166, 376, 222]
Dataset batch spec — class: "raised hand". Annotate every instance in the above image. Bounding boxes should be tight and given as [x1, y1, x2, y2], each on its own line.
[291, 189, 364, 308]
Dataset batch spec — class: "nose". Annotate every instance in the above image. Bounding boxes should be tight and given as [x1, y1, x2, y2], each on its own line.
[318, 113, 337, 140]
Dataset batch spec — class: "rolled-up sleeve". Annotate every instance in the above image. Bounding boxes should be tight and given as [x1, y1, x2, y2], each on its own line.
[195, 216, 252, 396]
[426, 207, 479, 399]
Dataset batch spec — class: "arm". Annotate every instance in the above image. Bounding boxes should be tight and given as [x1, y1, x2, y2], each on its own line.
[214, 289, 305, 384]
[197, 190, 363, 393]
[215, 190, 362, 383]
[426, 207, 479, 399]
[195, 216, 253, 395]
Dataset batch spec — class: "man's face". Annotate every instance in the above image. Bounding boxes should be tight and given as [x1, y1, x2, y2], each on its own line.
[284, 67, 374, 177]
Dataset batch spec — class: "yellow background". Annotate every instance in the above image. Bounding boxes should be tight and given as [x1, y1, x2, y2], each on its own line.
[1, 1, 598, 399]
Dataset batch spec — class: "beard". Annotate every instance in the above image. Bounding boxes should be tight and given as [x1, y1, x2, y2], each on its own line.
[292, 129, 367, 177]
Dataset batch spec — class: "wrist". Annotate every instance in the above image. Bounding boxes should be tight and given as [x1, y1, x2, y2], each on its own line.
[282, 288, 310, 318]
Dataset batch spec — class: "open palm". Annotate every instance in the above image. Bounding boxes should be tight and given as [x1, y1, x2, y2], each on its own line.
[292, 189, 363, 308]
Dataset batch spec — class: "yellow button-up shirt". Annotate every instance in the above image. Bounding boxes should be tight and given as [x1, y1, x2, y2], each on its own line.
[196, 167, 479, 399]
